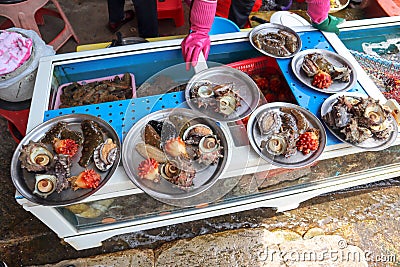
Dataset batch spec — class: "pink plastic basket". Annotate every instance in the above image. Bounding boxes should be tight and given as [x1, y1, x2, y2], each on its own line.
[53, 73, 136, 110]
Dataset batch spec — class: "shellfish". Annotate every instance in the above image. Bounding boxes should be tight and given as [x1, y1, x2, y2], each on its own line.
[159, 161, 181, 181]
[33, 174, 57, 198]
[197, 135, 223, 165]
[261, 135, 288, 156]
[93, 138, 118, 171]
[257, 111, 281, 135]
[19, 141, 54, 172]
[182, 124, 213, 145]
[142, 123, 161, 148]
[53, 154, 71, 193]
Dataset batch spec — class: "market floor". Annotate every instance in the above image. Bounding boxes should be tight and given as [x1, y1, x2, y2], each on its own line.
[1, 1, 400, 267]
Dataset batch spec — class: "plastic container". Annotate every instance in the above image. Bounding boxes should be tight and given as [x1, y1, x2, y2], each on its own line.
[53, 73, 136, 110]
[0, 28, 55, 102]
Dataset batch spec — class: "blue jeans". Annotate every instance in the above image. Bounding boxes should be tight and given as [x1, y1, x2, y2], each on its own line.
[107, 0, 159, 38]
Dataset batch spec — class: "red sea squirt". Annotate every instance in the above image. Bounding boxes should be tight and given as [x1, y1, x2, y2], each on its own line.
[53, 138, 79, 157]
[69, 169, 101, 190]
[312, 70, 332, 89]
[138, 158, 160, 182]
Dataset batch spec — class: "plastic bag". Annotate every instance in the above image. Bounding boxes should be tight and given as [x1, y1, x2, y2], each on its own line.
[0, 27, 55, 89]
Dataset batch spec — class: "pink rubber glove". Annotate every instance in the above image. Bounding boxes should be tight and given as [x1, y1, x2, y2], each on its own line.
[181, 0, 217, 69]
[306, 0, 330, 24]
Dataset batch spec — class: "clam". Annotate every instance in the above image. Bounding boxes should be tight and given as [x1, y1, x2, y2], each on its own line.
[261, 135, 288, 156]
[33, 174, 57, 198]
[257, 111, 281, 135]
[93, 138, 118, 171]
[19, 141, 54, 172]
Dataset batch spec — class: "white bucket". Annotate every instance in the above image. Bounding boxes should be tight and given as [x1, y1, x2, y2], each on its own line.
[0, 28, 55, 102]
[0, 69, 37, 102]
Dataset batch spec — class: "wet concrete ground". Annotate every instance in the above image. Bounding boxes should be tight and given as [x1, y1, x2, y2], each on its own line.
[1, 1, 400, 266]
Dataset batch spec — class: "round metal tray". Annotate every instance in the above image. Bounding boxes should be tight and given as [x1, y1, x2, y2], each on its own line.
[321, 92, 398, 151]
[247, 102, 327, 168]
[185, 66, 260, 122]
[291, 49, 357, 94]
[122, 108, 232, 204]
[249, 23, 302, 59]
[11, 114, 121, 206]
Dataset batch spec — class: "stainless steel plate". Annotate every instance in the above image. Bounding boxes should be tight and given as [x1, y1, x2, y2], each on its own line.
[185, 66, 260, 122]
[291, 49, 357, 93]
[321, 92, 398, 150]
[247, 102, 327, 168]
[122, 108, 232, 203]
[10, 114, 121, 206]
[249, 23, 302, 59]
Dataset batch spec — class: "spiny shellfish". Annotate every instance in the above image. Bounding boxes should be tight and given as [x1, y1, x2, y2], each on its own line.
[197, 135, 223, 165]
[53, 154, 71, 193]
[93, 138, 118, 171]
[19, 141, 54, 172]
[33, 174, 57, 197]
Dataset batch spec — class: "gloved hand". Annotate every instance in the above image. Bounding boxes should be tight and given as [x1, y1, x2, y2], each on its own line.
[181, 0, 217, 69]
[306, 0, 344, 34]
[312, 15, 345, 35]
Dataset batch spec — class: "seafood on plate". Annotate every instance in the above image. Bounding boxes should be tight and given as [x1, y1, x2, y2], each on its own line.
[17, 118, 119, 199]
[301, 52, 351, 89]
[189, 81, 242, 116]
[19, 141, 54, 172]
[252, 29, 299, 57]
[322, 95, 394, 144]
[135, 115, 224, 189]
[257, 107, 321, 157]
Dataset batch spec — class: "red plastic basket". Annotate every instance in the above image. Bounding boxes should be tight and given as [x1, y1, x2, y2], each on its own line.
[227, 56, 281, 77]
[227, 56, 297, 125]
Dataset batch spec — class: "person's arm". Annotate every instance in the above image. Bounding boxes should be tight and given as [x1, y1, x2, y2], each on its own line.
[181, 0, 217, 69]
[306, 0, 344, 34]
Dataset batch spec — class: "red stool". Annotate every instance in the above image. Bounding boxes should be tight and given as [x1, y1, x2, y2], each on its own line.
[157, 0, 184, 27]
[0, 0, 79, 51]
[0, 108, 29, 143]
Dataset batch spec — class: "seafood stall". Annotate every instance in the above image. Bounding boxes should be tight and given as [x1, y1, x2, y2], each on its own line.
[11, 16, 400, 250]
